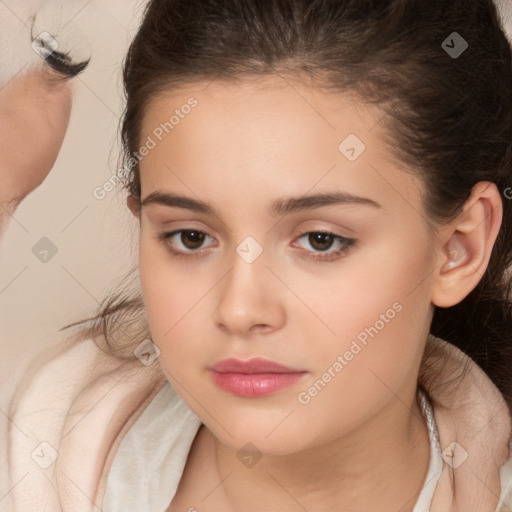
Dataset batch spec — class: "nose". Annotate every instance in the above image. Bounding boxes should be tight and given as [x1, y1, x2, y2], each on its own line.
[212, 249, 286, 336]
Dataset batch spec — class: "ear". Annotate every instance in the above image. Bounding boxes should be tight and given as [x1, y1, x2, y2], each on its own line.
[127, 194, 141, 220]
[431, 181, 503, 308]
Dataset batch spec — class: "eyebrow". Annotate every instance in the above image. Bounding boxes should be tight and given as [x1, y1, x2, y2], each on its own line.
[140, 190, 382, 217]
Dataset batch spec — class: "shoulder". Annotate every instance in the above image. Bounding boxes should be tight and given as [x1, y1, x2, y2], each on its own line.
[6, 332, 166, 512]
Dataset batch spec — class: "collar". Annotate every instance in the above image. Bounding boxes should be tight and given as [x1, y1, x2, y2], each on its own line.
[421, 335, 512, 511]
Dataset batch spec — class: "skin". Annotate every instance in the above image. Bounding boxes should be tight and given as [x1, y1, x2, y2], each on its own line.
[0, 66, 73, 237]
[0, 66, 73, 205]
[125, 74, 501, 512]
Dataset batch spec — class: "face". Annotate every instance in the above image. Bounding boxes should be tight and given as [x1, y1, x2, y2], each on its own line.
[131, 75, 439, 456]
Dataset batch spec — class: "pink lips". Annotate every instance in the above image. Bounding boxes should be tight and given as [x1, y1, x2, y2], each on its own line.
[209, 357, 308, 398]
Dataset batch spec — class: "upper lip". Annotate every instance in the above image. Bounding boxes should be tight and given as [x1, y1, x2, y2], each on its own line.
[210, 357, 304, 374]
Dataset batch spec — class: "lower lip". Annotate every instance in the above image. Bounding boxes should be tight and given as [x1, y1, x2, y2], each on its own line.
[209, 371, 308, 397]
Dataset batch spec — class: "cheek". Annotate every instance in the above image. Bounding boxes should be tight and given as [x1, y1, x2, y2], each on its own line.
[284, 228, 432, 356]
[294, 235, 433, 424]
[138, 241, 216, 366]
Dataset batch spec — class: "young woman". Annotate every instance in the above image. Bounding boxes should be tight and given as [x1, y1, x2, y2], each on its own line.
[3, 1, 512, 511]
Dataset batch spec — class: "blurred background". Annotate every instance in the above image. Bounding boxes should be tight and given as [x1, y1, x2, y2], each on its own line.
[0, 1, 148, 398]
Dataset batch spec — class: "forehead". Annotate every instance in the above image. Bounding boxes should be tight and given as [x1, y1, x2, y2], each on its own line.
[140, 76, 386, 171]
[140, 74, 382, 146]
[137, 75, 425, 220]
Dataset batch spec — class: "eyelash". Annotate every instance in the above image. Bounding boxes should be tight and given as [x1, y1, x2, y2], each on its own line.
[155, 229, 356, 262]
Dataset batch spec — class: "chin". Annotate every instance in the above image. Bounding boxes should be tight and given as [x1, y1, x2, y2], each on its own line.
[214, 425, 312, 458]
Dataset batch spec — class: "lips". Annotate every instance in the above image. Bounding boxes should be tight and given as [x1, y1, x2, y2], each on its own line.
[208, 357, 308, 397]
[210, 357, 301, 374]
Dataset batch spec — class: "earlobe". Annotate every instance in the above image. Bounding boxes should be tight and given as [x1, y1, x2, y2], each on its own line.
[431, 182, 503, 308]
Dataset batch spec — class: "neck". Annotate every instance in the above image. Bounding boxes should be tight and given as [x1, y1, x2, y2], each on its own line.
[207, 387, 431, 512]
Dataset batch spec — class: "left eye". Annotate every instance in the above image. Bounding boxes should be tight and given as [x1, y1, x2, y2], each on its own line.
[292, 231, 355, 261]
[156, 229, 356, 261]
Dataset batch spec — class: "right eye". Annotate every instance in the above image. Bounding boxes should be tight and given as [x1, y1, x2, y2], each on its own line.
[156, 229, 217, 259]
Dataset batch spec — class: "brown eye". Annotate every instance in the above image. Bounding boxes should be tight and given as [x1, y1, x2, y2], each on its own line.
[180, 230, 206, 249]
[308, 232, 335, 251]
[293, 230, 356, 262]
[156, 229, 215, 259]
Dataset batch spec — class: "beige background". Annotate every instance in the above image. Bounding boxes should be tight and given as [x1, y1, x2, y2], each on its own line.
[0, 0, 148, 401]
[1, 0, 512, 398]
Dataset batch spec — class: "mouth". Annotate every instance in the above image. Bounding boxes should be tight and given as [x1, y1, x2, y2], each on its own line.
[208, 357, 308, 398]
[210, 357, 303, 374]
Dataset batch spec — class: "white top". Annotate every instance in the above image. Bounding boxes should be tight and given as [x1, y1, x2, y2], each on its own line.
[102, 383, 443, 512]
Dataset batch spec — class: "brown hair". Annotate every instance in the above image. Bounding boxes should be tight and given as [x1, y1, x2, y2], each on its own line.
[61, 0, 512, 404]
